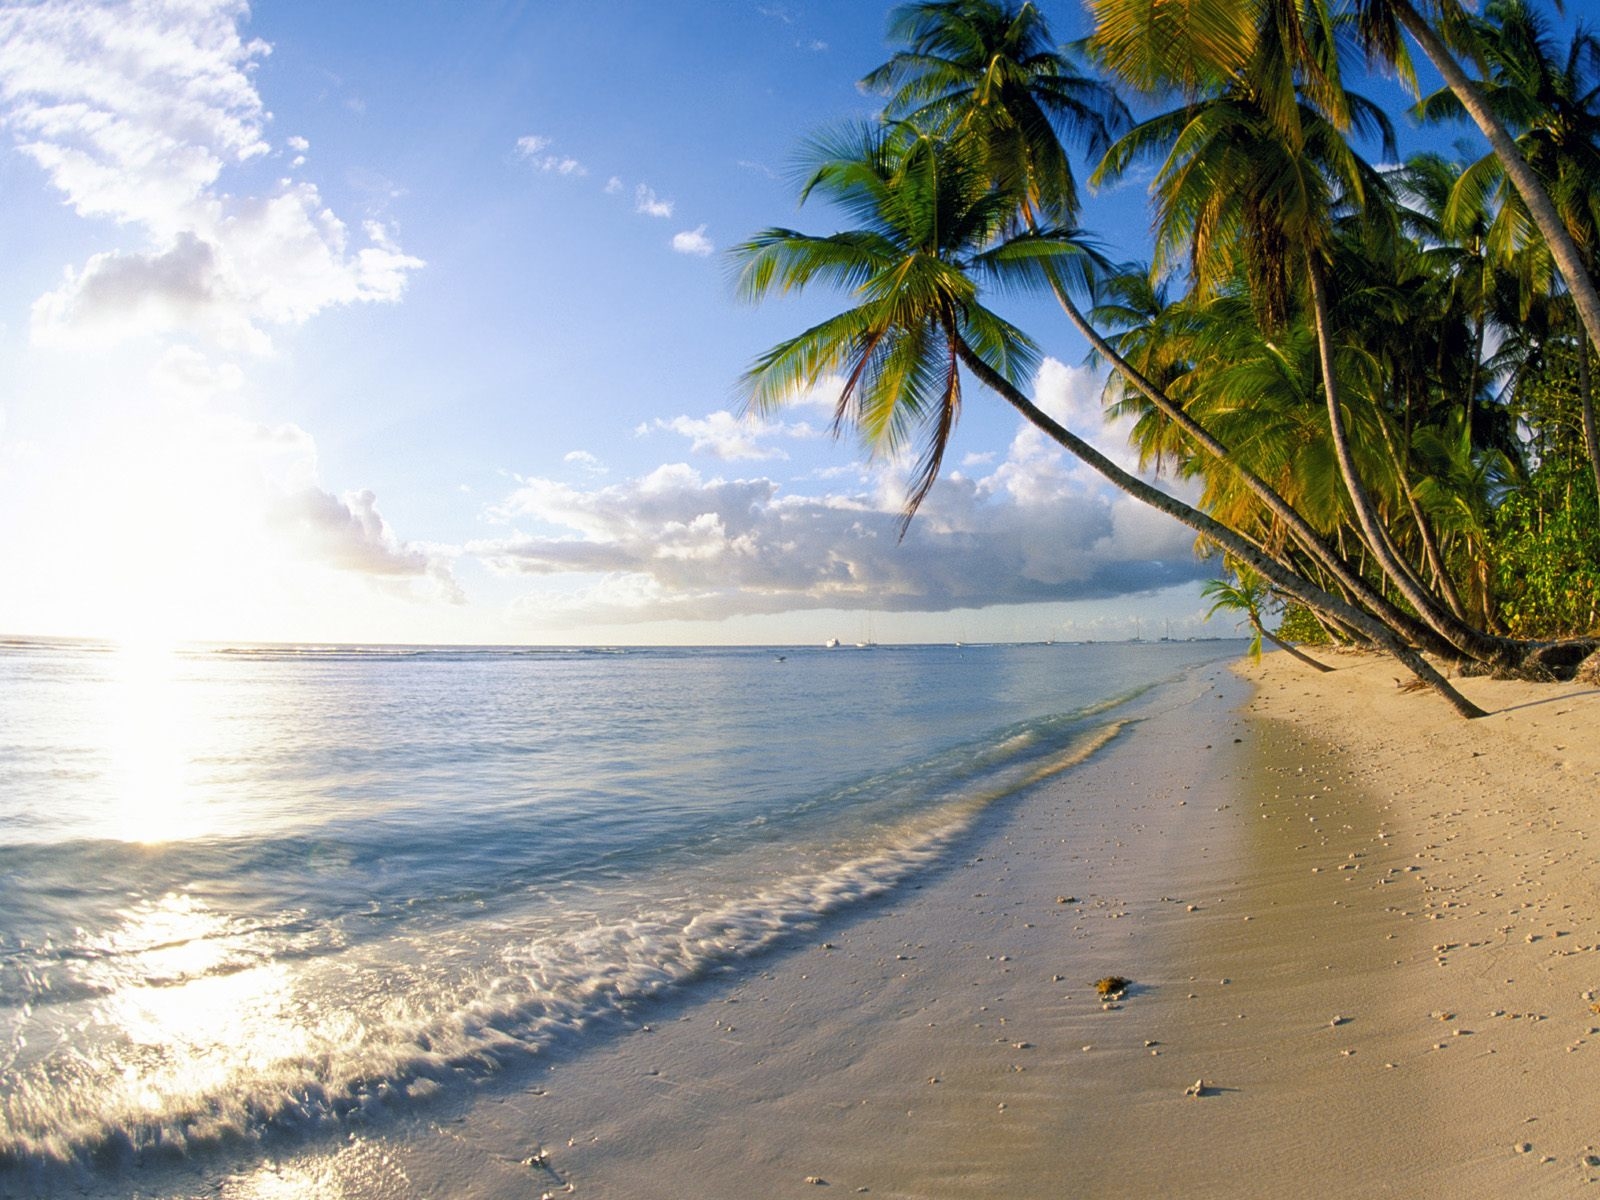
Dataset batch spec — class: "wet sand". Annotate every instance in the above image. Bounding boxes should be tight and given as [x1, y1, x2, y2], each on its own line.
[100, 649, 1600, 1199]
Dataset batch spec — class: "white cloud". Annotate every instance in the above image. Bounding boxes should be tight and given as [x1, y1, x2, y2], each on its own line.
[671, 225, 714, 256]
[564, 449, 607, 474]
[640, 409, 822, 460]
[286, 135, 310, 153]
[0, 0, 269, 228]
[0, 0, 423, 352]
[515, 135, 587, 176]
[272, 486, 463, 602]
[473, 373, 1207, 626]
[151, 344, 245, 399]
[634, 184, 673, 218]
[604, 176, 623, 195]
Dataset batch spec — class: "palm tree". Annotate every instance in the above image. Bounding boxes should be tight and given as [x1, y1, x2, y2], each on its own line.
[733, 123, 1487, 716]
[867, 0, 1447, 660]
[1385, 151, 1497, 440]
[1346, 0, 1600, 365]
[1203, 565, 1334, 670]
[861, 0, 1127, 226]
[1416, 0, 1600, 498]
[1090, 1, 1526, 671]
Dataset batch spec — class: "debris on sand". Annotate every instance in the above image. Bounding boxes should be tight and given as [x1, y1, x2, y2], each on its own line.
[1095, 975, 1131, 998]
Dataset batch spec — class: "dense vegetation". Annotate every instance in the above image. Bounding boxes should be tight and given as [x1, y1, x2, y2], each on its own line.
[735, 0, 1600, 717]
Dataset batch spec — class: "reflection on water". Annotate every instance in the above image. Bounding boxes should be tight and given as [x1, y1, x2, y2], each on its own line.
[0, 637, 1240, 1179]
[102, 645, 201, 843]
[3, 892, 324, 1160]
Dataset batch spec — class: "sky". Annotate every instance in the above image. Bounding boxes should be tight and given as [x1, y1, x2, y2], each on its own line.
[0, 0, 1487, 648]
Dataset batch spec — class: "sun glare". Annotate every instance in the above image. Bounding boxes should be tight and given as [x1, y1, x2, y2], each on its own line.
[104, 641, 201, 843]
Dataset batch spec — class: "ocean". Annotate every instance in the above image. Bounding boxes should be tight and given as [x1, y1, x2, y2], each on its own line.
[0, 637, 1237, 1180]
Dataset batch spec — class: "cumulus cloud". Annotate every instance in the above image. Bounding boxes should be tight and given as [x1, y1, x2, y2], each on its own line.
[0, 0, 422, 351]
[671, 225, 714, 256]
[472, 371, 1207, 627]
[638, 409, 822, 460]
[272, 486, 463, 602]
[634, 184, 674, 218]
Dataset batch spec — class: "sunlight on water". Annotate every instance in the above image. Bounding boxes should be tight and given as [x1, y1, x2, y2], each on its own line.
[102, 643, 202, 843]
[50, 895, 320, 1144]
[0, 639, 1240, 1179]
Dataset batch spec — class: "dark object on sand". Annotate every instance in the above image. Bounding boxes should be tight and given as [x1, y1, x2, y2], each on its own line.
[1095, 975, 1131, 997]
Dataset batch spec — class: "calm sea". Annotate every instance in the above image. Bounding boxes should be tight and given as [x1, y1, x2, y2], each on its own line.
[0, 637, 1235, 1173]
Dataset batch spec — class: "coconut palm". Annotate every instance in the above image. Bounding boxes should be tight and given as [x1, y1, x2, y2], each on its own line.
[734, 123, 1487, 716]
[867, 0, 1440, 656]
[1090, 7, 1528, 670]
[861, 0, 1128, 225]
[1385, 151, 1498, 439]
[1203, 565, 1333, 670]
[1416, 0, 1600, 496]
[1346, 0, 1600, 364]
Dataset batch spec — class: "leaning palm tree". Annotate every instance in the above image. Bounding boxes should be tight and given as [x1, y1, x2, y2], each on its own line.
[1091, 8, 1528, 672]
[1351, 0, 1600, 363]
[866, 0, 1444, 660]
[733, 122, 1486, 716]
[1416, 0, 1600, 498]
[1203, 565, 1334, 670]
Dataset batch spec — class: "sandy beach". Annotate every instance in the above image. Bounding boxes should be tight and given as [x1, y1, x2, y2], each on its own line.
[98, 649, 1600, 1200]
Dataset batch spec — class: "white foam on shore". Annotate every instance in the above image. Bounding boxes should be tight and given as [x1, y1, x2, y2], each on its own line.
[0, 719, 1130, 1174]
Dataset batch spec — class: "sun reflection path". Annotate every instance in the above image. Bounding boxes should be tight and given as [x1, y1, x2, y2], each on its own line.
[102, 641, 206, 843]
[1, 894, 333, 1163]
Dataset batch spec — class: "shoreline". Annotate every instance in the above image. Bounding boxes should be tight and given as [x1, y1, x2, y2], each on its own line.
[50, 649, 1600, 1198]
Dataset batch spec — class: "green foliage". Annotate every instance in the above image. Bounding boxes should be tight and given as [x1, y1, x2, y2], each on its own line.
[1276, 604, 1333, 645]
[1490, 465, 1600, 637]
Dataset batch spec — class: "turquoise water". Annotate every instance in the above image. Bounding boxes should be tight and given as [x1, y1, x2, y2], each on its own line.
[0, 638, 1236, 1174]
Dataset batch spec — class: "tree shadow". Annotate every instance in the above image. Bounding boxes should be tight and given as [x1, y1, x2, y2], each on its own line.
[1489, 687, 1600, 716]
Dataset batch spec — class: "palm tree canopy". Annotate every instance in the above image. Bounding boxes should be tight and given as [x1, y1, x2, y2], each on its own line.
[862, 0, 1129, 225]
[733, 124, 1101, 522]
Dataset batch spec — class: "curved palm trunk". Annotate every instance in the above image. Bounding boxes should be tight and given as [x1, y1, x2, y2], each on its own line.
[1253, 616, 1334, 672]
[954, 339, 1488, 718]
[1579, 342, 1600, 505]
[1304, 253, 1520, 671]
[1282, 521, 1459, 657]
[1396, 3, 1600, 364]
[1373, 414, 1472, 623]
[1045, 273, 1442, 647]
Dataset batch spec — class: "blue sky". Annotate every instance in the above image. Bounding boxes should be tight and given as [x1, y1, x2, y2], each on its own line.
[0, 0, 1494, 647]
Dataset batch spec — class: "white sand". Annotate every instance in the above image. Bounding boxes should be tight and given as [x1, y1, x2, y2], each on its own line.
[102, 650, 1600, 1198]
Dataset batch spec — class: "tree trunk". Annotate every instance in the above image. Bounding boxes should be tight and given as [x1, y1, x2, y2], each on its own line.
[1374, 413, 1471, 623]
[1397, 1, 1600, 363]
[1255, 617, 1335, 672]
[1304, 251, 1518, 671]
[1579, 339, 1600, 506]
[1043, 270, 1435, 647]
[954, 339, 1489, 718]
